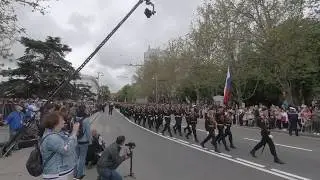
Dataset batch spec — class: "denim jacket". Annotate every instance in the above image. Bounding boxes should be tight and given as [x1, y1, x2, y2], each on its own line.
[76, 117, 92, 144]
[41, 129, 77, 175]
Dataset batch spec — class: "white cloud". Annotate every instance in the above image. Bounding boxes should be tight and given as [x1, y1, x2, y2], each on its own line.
[10, 0, 203, 92]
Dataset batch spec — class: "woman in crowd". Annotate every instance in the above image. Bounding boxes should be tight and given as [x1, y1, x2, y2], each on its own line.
[40, 111, 79, 180]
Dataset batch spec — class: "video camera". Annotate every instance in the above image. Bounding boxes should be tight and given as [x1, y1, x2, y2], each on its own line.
[125, 142, 136, 149]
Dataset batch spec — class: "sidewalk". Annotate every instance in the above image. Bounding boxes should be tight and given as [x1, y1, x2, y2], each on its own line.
[0, 147, 40, 180]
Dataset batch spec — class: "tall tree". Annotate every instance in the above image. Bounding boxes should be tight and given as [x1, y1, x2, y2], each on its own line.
[99, 85, 111, 101]
[131, 0, 320, 105]
[116, 84, 139, 103]
[0, 36, 79, 99]
[0, 0, 57, 58]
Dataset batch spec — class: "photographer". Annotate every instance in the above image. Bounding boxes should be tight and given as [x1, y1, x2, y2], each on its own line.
[97, 136, 130, 180]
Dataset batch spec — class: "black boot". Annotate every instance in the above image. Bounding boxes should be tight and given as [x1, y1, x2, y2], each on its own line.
[274, 157, 285, 164]
[250, 150, 257, 158]
[200, 142, 205, 148]
[230, 144, 236, 149]
[195, 138, 199, 143]
[213, 144, 220, 153]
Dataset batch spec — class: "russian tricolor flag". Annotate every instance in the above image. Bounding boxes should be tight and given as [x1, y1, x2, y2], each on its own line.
[223, 66, 231, 105]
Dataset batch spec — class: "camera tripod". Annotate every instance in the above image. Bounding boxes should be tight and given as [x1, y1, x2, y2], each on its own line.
[124, 148, 136, 179]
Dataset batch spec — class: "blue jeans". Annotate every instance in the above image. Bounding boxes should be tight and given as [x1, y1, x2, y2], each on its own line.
[74, 143, 89, 178]
[9, 129, 19, 150]
[97, 167, 122, 180]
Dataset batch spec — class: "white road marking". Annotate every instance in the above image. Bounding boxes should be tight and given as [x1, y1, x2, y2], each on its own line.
[236, 158, 266, 168]
[219, 153, 232, 158]
[175, 139, 189, 144]
[270, 169, 312, 180]
[191, 144, 202, 148]
[116, 110, 310, 180]
[243, 138, 313, 152]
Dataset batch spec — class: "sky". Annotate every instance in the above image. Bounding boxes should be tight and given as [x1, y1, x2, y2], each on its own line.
[10, 0, 203, 92]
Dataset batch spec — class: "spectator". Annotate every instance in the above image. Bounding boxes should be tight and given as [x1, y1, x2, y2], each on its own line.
[74, 105, 92, 180]
[97, 136, 130, 180]
[41, 112, 79, 180]
[3, 105, 25, 150]
[86, 129, 106, 168]
[311, 107, 320, 134]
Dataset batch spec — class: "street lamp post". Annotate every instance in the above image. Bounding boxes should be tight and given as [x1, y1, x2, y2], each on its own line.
[97, 72, 104, 102]
[153, 73, 158, 103]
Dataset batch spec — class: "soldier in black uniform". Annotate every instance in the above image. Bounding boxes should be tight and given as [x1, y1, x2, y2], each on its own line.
[155, 105, 163, 133]
[215, 106, 230, 151]
[136, 106, 142, 125]
[186, 106, 199, 142]
[141, 106, 147, 127]
[133, 106, 138, 124]
[183, 106, 191, 134]
[250, 120, 285, 164]
[147, 106, 155, 129]
[219, 110, 236, 149]
[201, 107, 220, 152]
[288, 107, 299, 136]
[173, 105, 183, 136]
[161, 105, 173, 137]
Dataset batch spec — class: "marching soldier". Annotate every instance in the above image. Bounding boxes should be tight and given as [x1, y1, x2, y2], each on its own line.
[137, 106, 142, 125]
[141, 105, 147, 127]
[173, 105, 183, 136]
[201, 107, 220, 152]
[215, 106, 230, 151]
[186, 106, 199, 142]
[250, 120, 285, 164]
[221, 110, 236, 149]
[161, 104, 173, 137]
[154, 105, 162, 133]
[147, 106, 155, 129]
[183, 106, 191, 134]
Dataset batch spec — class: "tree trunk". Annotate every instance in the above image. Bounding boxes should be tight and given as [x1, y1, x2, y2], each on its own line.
[284, 87, 294, 106]
[196, 88, 200, 104]
[299, 87, 305, 105]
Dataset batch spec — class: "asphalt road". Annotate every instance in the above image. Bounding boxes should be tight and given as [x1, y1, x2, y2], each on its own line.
[85, 109, 319, 180]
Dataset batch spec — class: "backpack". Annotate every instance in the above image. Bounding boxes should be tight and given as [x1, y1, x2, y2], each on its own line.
[76, 117, 86, 139]
[26, 133, 57, 177]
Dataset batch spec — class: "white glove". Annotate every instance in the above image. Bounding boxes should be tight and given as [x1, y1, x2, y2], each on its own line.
[268, 135, 273, 139]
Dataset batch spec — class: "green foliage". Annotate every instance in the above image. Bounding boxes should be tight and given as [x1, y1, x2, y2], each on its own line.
[99, 85, 111, 101]
[0, 36, 80, 99]
[0, 0, 58, 58]
[74, 83, 96, 100]
[116, 84, 139, 103]
[129, 0, 320, 105]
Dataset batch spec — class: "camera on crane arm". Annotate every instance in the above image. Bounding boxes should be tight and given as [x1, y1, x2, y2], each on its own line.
[125, 142, 136, 150]
[144, 0, 156, 18]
